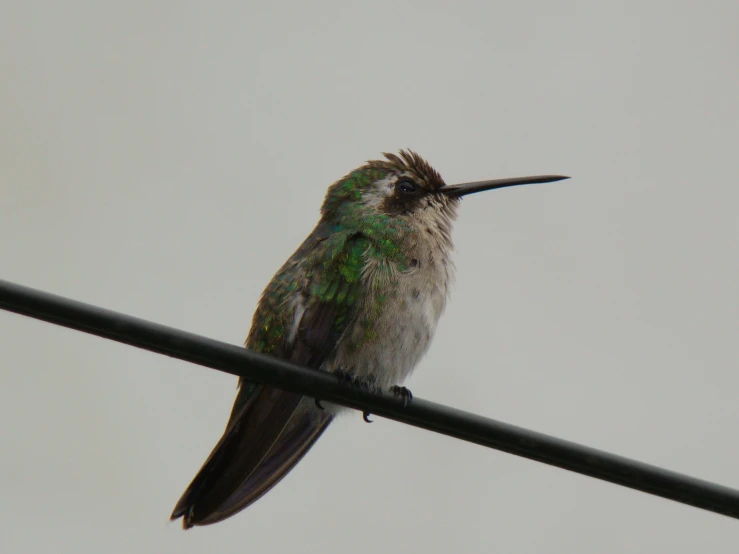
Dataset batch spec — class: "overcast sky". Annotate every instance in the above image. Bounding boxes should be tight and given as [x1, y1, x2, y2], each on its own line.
[1, 1, 738, 553]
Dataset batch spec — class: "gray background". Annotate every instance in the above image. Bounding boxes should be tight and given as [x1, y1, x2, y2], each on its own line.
[1, 1, 737, 552]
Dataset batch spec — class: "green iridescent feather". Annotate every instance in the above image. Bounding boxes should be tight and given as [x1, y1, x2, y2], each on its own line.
[240, 166, 413, 396]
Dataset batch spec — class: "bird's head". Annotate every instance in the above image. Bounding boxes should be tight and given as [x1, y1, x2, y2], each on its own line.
[321, 150, 567, 230]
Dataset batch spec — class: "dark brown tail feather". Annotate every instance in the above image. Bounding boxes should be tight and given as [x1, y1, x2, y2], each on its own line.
[170, 386, 331, 528]
[192, 408, 332, 526]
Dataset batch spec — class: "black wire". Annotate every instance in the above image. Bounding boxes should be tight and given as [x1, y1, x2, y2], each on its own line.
[2, 277, 739, 519]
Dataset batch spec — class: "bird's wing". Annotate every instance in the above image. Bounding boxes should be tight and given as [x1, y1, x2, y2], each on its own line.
[171, 226, 367, 527]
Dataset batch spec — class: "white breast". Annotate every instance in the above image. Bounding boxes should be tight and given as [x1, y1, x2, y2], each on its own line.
[324, 237, 454, 391]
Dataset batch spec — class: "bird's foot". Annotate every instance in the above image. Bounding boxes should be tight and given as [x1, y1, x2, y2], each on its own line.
[335, 368, 373, 392]
[335, 368, 375, 422]
[315, 398, 325, 411]
[391, 385, 413, 407]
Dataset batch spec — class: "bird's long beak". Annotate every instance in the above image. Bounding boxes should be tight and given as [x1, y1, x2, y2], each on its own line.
[440, 175, 569, 198]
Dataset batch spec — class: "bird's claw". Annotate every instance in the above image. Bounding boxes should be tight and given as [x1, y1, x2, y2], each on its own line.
[335, 368, 373, 392]
[315, 398, 325, 411]
[391, 385, 413, 407]
[335, 369, 365, 389]
[335, 368, 376, 422]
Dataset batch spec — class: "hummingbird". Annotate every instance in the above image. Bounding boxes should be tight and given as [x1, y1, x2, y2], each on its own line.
[170, 150, 567, 528]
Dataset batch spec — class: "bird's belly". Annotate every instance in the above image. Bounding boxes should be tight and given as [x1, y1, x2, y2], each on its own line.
[325, 276, 448, 390]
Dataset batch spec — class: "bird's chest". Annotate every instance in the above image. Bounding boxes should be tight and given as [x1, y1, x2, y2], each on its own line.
[326, 249, 453, 389]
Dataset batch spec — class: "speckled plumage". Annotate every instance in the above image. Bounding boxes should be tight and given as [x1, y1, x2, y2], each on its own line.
[248, 150, 457, 387]
[171, 153, 568, 528]
[173, 150, 460, 528]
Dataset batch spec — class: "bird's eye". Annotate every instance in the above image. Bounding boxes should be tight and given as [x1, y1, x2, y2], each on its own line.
[396, 179, 418, 195]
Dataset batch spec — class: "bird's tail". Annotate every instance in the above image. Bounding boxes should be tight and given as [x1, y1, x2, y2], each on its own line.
[170, 385, 332, 528]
